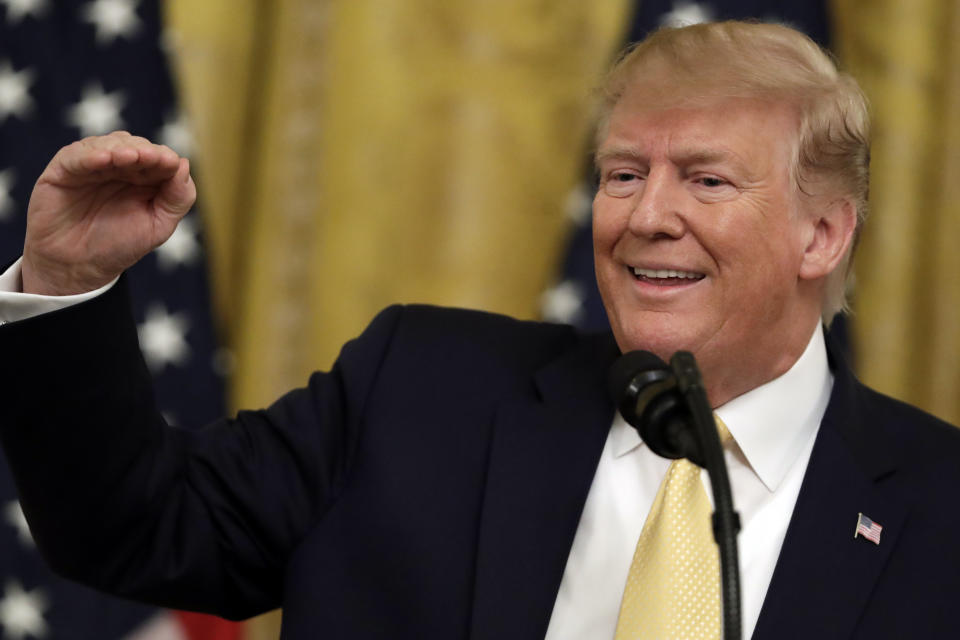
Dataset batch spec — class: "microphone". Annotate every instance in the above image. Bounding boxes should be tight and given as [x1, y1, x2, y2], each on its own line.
[607, 350, 704, 466]
[609, 349, 742, 640]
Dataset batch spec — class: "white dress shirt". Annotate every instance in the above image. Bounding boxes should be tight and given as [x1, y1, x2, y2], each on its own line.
[545, 323, 832, 640]
[0, 259, 114, 324]
[0, 260, 832, 639]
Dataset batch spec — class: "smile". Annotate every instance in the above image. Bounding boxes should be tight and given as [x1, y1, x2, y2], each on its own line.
[630, 266, 705, 284]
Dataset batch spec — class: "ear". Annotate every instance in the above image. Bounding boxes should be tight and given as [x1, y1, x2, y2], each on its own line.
[798, 197, 857, 281]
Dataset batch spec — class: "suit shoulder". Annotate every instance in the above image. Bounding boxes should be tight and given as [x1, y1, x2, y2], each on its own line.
[857, 384, 960, 468]
[357, 303, 606, 389]
[826, 336, 960, 471]
[393, 303, 581, 355]
[394, 303, 573, 335]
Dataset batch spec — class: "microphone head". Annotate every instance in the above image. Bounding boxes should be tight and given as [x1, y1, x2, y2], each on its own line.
[607, 350, 668, 406]
[608, 350, 698, 462]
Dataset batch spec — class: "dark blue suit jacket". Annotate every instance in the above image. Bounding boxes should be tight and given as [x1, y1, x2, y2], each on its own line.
[2, 281, 959, 639]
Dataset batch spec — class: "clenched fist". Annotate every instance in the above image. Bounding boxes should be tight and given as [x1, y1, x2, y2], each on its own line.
[22, 131, 196, 295]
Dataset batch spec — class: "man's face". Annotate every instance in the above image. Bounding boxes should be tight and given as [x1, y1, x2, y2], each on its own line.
[593, 92, 822, 405]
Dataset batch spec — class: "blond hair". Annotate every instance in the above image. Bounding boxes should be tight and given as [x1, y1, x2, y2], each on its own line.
[596, 21, 869, 323]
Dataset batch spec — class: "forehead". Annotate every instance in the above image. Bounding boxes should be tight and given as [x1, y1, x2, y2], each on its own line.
[599, 92, 800, 179]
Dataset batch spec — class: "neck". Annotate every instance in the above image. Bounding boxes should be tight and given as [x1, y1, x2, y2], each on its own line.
[704, 315, 821, 408]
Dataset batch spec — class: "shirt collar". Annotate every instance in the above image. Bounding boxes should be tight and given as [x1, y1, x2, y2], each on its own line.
[610, 323, 833, 492]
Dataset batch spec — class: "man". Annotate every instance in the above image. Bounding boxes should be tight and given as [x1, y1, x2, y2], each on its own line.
[1, 20, 959, 640]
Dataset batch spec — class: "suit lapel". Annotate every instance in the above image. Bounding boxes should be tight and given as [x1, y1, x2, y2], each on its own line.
[752, 340, 910, 639]
[469, 332, 619, 640]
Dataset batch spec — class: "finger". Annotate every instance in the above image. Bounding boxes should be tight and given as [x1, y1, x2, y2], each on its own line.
[73, 130, 136, 160]
[41, 143, 108, 186]
[153, 157, 197, 221]
[96, 133, 173, 168]
[50, 137, 182, 186]
[109, 144, 178, 177]
[75, 130, 132, 150]
[116, 144, 181, 186]
[131, 144, 180, 172]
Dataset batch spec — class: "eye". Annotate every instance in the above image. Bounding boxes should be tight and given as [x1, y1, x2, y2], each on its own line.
[602, 171, 642, 198]
[690, 174, 738, 202]
[697, 176, 727, 188]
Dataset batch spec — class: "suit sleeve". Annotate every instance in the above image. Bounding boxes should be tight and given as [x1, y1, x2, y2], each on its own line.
[0, 277, 405, 620]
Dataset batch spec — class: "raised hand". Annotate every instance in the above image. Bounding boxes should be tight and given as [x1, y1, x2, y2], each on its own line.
[22, 131, 197, 295]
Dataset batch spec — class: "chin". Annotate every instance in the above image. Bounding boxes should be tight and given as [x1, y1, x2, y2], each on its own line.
[611, 316, 699, 362]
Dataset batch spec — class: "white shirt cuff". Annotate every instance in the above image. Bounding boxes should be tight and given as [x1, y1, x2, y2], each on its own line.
[0, 258, 118, 324]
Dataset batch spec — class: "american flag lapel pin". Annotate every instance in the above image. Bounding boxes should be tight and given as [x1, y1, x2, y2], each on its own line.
[854, 512, 883, 545]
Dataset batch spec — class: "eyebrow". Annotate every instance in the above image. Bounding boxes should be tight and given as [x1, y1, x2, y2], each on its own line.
[594, 144, 751, 175]
[594, 145, 646, 165]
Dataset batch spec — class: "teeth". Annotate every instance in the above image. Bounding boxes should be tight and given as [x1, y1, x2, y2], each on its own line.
[632, 267, 702, 280]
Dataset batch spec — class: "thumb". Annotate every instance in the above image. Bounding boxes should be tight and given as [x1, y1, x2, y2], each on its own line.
[154, 157, 196, 222]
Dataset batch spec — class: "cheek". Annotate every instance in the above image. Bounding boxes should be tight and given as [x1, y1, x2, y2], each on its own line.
[708, 205, 801, 270]
[591, 198, 627, 253]
[724, 238, 802, 315]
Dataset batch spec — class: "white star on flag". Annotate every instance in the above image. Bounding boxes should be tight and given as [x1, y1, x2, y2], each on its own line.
[137, 303, 191, 372]
[155, 214, 201, 271]
[0, 60, 34, 122]
[0, 0, 48, 24]
[158, 111, 194, 157]
[660, 1, 715, 27]
[3, 501, 32, 547]
[0, 580, 48, 640]
[0, 168, 14, 221]
[80, 0, 141, 45]
[541, 280, 585, 324]
[65, 83, 125, 137]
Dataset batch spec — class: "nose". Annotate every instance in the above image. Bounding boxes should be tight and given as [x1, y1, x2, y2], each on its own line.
[627, 168, 686, 240]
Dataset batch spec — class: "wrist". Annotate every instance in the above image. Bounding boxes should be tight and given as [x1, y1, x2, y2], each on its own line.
[21, 253, 116, 296]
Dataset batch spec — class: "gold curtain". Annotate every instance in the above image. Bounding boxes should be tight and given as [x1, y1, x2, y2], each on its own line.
[164, 1, 631, 636]
[832, 0, 960, 426]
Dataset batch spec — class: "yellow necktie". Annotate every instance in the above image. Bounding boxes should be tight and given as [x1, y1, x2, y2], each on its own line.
[614, 417, 731, 640]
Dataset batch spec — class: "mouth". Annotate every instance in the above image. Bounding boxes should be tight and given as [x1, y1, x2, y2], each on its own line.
[628, 265, 706, 286]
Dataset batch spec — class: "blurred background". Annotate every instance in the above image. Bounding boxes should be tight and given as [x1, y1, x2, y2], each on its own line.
[0, 0, 957, 638]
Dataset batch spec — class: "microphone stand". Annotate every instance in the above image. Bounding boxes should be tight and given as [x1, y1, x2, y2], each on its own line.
[670, 352, 742, 640]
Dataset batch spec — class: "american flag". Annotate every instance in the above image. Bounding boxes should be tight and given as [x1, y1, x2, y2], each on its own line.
[0, 0, 240, 638]
[540, 0, 851, 356]
[855, 512, 883, 545]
